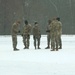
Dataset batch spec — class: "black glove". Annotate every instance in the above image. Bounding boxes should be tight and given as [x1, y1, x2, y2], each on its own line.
[18, 30, 20, 33]
[46, 30, 50, 32]
[21, 34, 23, 36]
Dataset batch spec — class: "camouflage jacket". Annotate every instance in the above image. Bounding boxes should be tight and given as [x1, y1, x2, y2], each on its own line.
[58, 21, 62, 35]
[11, 23, 19, 36]
[33, 24, 41, 37]
[23, 24, 32, 35]
[50, 20, 61, 36]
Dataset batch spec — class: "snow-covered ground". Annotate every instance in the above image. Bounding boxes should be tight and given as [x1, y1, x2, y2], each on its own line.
[0, 35, 75, 75]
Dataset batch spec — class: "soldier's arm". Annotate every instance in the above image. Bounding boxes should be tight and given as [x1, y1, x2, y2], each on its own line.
[13, 25, 18, 33]
[28, 24, 32, 32]
[46, 25, 50, 32]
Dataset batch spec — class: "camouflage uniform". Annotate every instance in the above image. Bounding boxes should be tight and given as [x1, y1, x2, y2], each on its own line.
[32, 22, 41, 49]
[45, 20, 51, 49]
[23, 23, 32, 49]
[58, 21, 62, 49]
[56, 17, 62, 49]
[50, 19, 61, 51]
[11, 21, 20, 50]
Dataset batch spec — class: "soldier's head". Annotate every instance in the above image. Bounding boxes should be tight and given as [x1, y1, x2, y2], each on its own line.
[16, 20, 21, 25]
[56, 17, 60, 21]
[34, 21, 38, 25]
[24, 20, 28, 25]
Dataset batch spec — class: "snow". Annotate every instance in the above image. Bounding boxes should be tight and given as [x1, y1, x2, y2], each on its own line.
[0, 35, 75, 75]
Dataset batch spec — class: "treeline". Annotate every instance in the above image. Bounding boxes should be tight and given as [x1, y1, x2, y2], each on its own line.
[0, 0, 75, 35]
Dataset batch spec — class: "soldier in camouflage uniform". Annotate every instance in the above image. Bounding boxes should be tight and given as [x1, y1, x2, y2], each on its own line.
[11, 20, 20, 51]
[50, 18, 61, 51]
[32, 22, 41, 49]
[56, 17, 62, 49]
[22, 20, 32, 49]
[45, 20, 51, 49]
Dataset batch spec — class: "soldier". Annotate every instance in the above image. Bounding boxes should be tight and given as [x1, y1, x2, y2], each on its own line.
[56, 17, 62, 49]
[50, 18, 61, 51]
[11, 20, 21, 51]
[32, 22, 41, 49]
[45, 20, 51, 49]
[22, 20, 32, 49]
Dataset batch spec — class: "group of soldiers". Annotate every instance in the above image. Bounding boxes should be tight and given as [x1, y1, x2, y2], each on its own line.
[11, 20, 41, 51]
[45, 17, 62, 51]
[11, 17, 62, 51]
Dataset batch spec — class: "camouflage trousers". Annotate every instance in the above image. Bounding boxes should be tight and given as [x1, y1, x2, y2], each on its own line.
[23, 34, 30, 48]
[12, 35, 17, 49]
[47, 34, 51, 47]
[51, 34, 59, 50]
[33, 36, 41, 49]
[58, 35, 62, 48]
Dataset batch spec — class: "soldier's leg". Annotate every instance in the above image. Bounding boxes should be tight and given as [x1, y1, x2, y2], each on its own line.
[51, 41, 55, 50]
[27, 38, 29, 49]
[48, 34, 50, 48]
[59, 36, 62, 49]
[56, 35, 59, 51]
[27, 35, 30, 49]
[33, 36, 36, 49]
[12, 36, 18, 50]
[56, 39, 59, 51]
[51, 36, 55, 51]
[23, 35, 27, 49]
[23, 36, 25, 48]
[38, 38, 41, 49]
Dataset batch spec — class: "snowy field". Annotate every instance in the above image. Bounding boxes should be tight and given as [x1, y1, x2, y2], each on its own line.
[0, 35, 75, 75]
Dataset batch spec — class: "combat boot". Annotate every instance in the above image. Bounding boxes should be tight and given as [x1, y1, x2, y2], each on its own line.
[14, 48, 19, 51]
[45, 46, 50, 49]
[51, 47, 55, 51]
[24, 47, 27, 49]
[58, 46, 62, 49]
[27, 47, 29, 49]
[56, 46, 58, 51]
[51, 49, 55, 51]
[38, 47, 41, 49]
[56, 48, 58, 51]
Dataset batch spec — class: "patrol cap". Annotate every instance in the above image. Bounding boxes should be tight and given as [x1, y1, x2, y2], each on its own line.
[16, 20, 21, 24]
[34, 21, 38, 24]
[56, 17, 60, 21]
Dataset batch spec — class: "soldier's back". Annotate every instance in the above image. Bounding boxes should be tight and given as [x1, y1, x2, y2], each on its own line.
[33, 24, 40, 36]
[12, 23, 18, 36]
